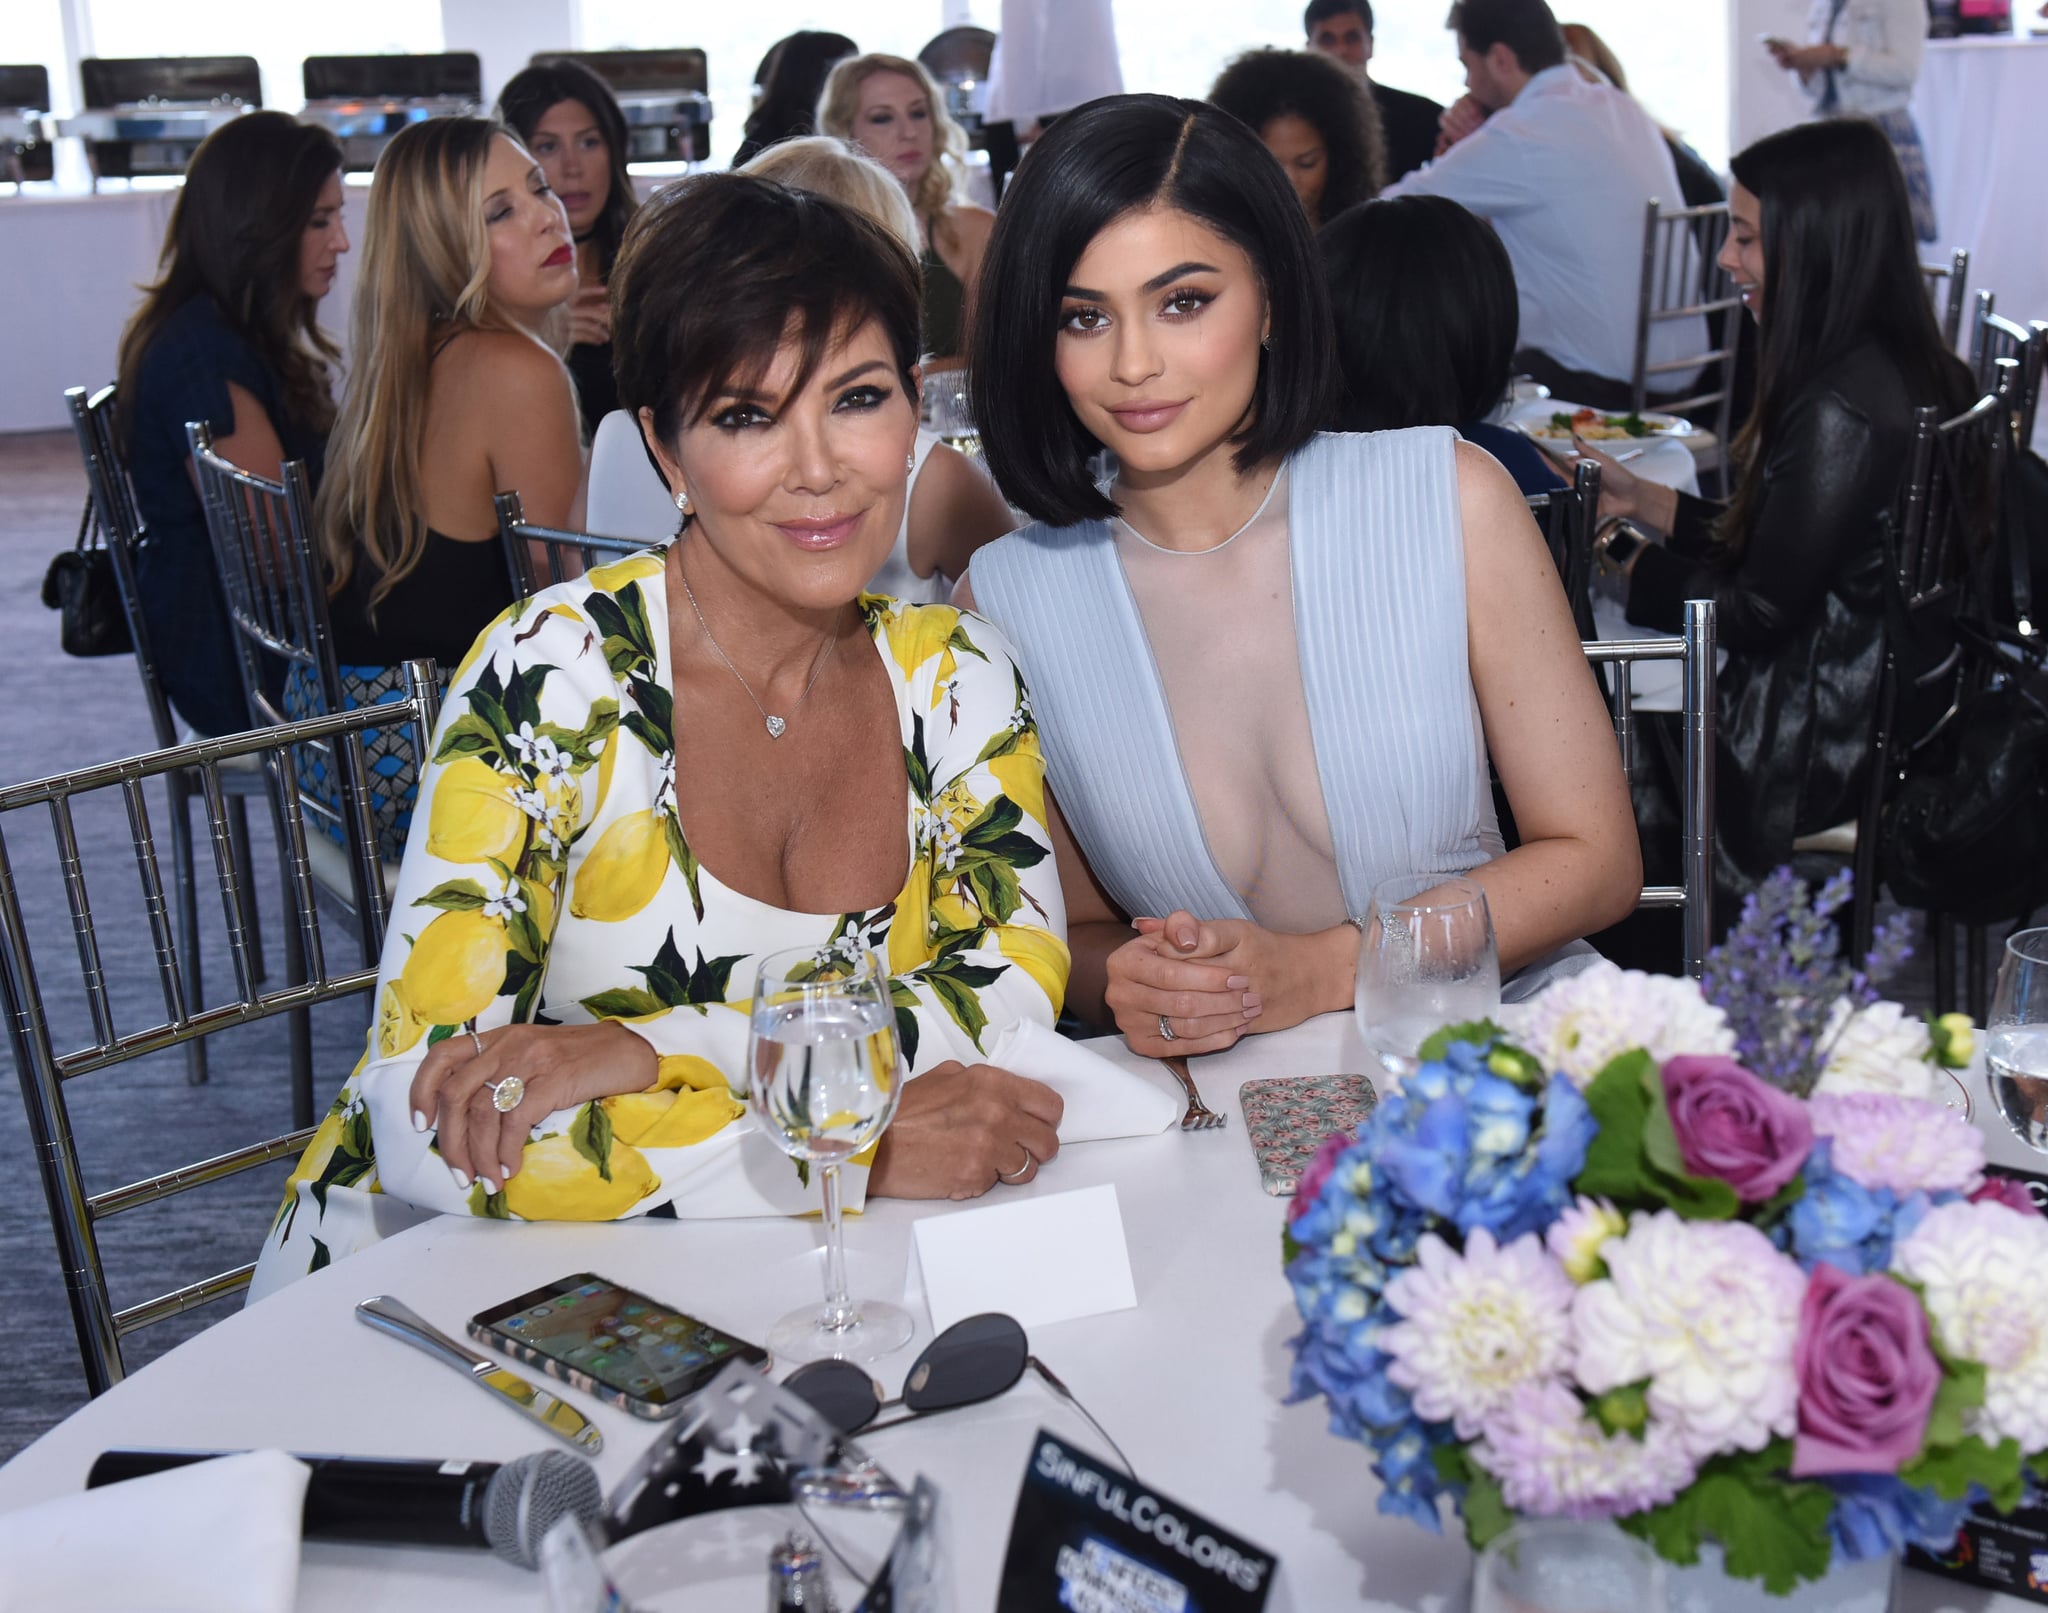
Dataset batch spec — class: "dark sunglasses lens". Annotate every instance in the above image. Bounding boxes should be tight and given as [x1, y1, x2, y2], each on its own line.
[902, 1312, 1028, 1412]
[783, 1359, 882, 1434]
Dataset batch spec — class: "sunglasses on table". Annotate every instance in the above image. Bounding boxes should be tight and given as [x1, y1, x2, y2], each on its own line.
[782, 1312, 1134, 1477]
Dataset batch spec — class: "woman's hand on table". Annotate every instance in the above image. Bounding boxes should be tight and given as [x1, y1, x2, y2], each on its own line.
[410, 1021, 657, 1195]
[869, 1062, 1064, 1198]
[567, 282, 611, 348]
[1135, 913, 1355, 1041]
[1545, 434, 1682, 534]
[1104, 919, 1258, 1057]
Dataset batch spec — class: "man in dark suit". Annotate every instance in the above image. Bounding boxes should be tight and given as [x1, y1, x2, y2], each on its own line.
[1304, 0, 1444, 181]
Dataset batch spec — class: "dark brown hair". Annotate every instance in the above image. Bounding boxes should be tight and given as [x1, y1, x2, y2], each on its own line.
[1209, 48, 1387, 221]
[497, 60, 637, 273]
[611, 172, 921, 449]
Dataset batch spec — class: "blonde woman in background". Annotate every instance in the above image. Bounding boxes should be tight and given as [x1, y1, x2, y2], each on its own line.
[819, 54, 994, 366]
[298, 117, 582, 856]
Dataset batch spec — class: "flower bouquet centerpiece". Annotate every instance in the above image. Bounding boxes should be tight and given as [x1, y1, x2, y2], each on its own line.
[1283, 872, 2032, 1595]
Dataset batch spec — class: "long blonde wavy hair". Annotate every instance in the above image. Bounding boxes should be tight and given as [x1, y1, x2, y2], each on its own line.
[318, 116, 562, 607]
[816, 54, 968, 245]
[740, 135, 921, 257]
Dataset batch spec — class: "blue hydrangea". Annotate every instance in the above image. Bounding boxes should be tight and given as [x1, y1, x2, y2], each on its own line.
[1826, 1474, 1977, 1560]
[1775, 1139, 1948, 1276]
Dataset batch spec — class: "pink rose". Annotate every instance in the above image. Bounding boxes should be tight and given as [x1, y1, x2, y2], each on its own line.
[1662, 1056, 1814, 1202]
[1971, 1175, 2042, 1217]
[1291, 1133, 1353, 1224]
[1791, 1264, 1940, 1476]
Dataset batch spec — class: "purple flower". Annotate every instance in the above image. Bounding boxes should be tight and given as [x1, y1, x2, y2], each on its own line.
[1662, 1055, 1814, 1202]
[1290, 1132, 1352, 1225]
[1810, 1091, 1984, 1197]
[1791, 1264, 1940, 1478]
[1970, 1175, 2040, 1216]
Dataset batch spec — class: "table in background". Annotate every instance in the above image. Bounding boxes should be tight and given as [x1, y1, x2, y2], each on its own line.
[0, 1016, 2029, 1611]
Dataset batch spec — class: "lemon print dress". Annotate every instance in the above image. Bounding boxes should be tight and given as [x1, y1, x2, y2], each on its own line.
[250, 548, 1069, 1294]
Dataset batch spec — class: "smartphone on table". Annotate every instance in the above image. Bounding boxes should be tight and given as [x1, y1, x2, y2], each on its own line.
[470, 1273, 768, 1419]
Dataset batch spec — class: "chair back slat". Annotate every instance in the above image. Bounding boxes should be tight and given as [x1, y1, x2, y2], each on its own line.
[1524, 459, 1601, 641]
[1922, 249, 1970, 351]
[1632, 202, 1741, 470]
[496, 489, 660, 595]
[0, 667, 440, 1394]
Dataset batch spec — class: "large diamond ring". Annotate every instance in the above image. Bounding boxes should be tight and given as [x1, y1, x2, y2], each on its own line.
[1157, 1013, 1178, 1043]
[485, 1075, 524, 1113]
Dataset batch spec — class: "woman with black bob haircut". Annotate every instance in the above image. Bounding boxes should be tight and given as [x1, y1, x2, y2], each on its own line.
[116, 110, 348, 740]
[497, 58, 637, 431]
[1207, 47, 1386, 229]
[1320, 193, 1562, 496]
[1572, 116, 1975, 910]
[732, 31, 858, 168]
[961, 94, 1640, 1061]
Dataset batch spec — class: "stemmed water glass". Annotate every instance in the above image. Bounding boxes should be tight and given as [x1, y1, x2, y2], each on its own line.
[749, 944, 914, 1364]
[1354, 873, 1502, 1080]
[1986, 928, 2048, 1154]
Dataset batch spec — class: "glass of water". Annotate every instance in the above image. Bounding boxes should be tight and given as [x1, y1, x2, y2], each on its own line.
[1355, 874, 1501, 1080]
[749, 944, 914, 1363]
[1474, 1520, 1666, 1613]
[1987, 928, 2048, 1153]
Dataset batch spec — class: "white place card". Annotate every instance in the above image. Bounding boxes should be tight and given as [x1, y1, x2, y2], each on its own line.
[912, 1183, 1138, 1334]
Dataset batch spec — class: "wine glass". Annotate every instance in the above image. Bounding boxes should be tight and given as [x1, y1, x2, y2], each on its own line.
[1986, 928, 2048, 1153]
[749, 944, 914, 1363]
[1354, 874, 1501, 1081]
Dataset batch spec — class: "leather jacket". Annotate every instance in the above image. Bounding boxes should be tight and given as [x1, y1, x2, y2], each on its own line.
[1624, 341, 1913, 900]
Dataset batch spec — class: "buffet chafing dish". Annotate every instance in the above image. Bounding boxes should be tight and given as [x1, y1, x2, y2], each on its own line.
[59, 56, 258, 181]
[0, 65, 53, 183]
[530, 49, 713, 165]
[300, 53, 481, 172]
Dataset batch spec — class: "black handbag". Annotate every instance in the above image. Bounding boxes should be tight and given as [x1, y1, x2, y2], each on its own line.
[40, 497, 132, 658]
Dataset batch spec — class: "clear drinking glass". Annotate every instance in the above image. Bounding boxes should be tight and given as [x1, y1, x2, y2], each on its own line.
[1354, 873, 1501, 1080]
[749, 945, 914, 1363]
[1986, 928, 2048, 1153]
[1473, 1520, 1666, 1613]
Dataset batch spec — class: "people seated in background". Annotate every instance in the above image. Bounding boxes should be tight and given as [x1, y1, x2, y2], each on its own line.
[114, 112, 347, 740]
[1566, 118, 1973, 916]
[959, 96, 1639, 1061]
[1560, 23, 1723, 210]
[584, 136, 1016, 598]
[252, 174, 1069, 1295]
[1385, 0, 1707, 411]
[1303, 0, 1443, 182]
[731, 30, 858, 169]
[1208, 48, 1385, 229]
[1320, 194, 1564, 499]
[497, 59, 640, 434]
[304, 118, 580, 854]
[819, 54, 995, 368]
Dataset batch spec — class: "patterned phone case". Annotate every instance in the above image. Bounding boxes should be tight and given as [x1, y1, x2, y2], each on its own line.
[1238, 1072, 1379, 1197]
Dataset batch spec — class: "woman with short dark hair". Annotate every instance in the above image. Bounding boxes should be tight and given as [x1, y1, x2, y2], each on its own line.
[256, 174, 1069, 1291]
[962, 95, 1639, 1060]
[115, 110, 348, 739]
[497, 58, 639, 431]
[1319, 193, 1562, 496]
[1207, 47, 1385, 227]
[732, 30, 858, 168]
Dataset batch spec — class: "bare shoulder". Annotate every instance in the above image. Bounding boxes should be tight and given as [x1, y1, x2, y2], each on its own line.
[434, 327, 570, 399]
[1451, 437, 1543, 554]
[946, 203, 996, 244]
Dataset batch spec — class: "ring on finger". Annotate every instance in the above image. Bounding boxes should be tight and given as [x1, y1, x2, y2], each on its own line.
[1157, 1013, 1178, 1043]
[467, 1026, 486, 1058]
[999, 1145, 1033, 1184]
[484, 1075, 525, 1113]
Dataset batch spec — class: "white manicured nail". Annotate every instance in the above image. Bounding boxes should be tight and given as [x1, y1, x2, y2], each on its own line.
[412, 1110, 429, 1133]
[449, 1166, 470, 1190]
[480, 1175, 500, 1196]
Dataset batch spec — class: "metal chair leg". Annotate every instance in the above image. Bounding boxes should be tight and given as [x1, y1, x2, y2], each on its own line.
[1967, 925, 1990, 1024]
[1933, 914, 1958, 1015]
[226, 795, 265, 985]
[167, 774, 208, 1086]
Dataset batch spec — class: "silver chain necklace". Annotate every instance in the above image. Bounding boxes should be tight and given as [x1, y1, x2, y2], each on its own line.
[676, 564, 837, 739]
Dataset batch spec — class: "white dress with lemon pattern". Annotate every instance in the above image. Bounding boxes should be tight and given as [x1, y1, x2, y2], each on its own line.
[250, 549, 1068, 1295]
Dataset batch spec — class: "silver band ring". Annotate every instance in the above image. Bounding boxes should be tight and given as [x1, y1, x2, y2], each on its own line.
[1157, 1014, 1177, 1043]
[484, 1075, 525, 1113]
[999, 1145, 1033, 1183]
[467, 1027, 486, 1058]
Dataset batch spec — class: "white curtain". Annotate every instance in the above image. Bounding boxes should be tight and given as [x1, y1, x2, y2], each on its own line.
[985, 0, 1123, 124]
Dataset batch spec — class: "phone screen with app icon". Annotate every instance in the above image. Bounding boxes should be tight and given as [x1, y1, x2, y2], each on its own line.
[471, 1273, 767, 1412]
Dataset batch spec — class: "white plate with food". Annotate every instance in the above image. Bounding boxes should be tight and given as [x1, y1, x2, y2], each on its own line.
[1516, 406, 1698, 448]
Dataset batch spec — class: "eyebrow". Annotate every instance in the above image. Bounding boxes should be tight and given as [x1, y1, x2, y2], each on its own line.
[716, 358, 891, 404]
[1063, 261, 1222, 299]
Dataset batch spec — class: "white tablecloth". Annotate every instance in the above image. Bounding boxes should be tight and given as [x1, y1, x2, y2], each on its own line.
[0, 1016, 2028, 1610]
[1914, 37, 2048, 455]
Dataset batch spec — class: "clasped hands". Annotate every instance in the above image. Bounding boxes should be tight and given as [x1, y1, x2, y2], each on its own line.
[1764, 38, 1845, 77]
[1104, 910, 1355, 1059]
[410, 1021, 1063, 1201]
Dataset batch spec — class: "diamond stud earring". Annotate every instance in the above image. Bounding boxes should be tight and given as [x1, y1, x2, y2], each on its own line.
[674, 488, 692, 515]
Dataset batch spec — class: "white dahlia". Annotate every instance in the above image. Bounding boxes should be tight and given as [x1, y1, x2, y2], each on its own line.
[1503, 962, 1734, 1088]
[1814, 998, 1937, 1101]
[1809, 1091, 1985, 1197]
[1572, 1211, 1805, 1463]
[1894, 1201, 2048, 1449]
[1382, 1228, 1577, 1439]
[1473, 1378, 1699, 1520]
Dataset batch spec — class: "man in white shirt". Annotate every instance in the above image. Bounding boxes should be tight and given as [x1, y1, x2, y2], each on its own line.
[1383, 0, 1706, 408]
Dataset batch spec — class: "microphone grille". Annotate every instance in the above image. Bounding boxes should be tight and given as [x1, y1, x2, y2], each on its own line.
[483, 1450, 606, 1570]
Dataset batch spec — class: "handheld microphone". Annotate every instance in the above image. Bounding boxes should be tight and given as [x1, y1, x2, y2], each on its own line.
[86, 1448, 603, 1570]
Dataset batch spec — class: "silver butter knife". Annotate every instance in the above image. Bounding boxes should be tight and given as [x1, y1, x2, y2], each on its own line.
[356, 1295, 603, 1455]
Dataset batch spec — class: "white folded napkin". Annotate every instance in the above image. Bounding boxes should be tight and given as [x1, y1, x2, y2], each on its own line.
[984, 1019, 1179, 1142]
[0, 1449, 309, 1613]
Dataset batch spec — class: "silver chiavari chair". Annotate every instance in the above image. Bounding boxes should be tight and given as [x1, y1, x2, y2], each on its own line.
[1583, 600, 1718, 977]
[1631, 201, 1742, 494]
[494, 489, 658, 595]
[1922, 249, 1971, 351]
[1525, 459, 1602, 640]
[0, 663, 440, 1395]
[1968, 292, 2046, 447]
[65, 384, 271, 1089]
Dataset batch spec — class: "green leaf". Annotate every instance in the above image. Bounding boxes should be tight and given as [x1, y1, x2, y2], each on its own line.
[1416, 1019, 1507, 1063]
[928, 971, 989, 1052]
[414, 879, 489, 913]
[309, 1238, 331, 1273]
[1460, 1466, 1515, 1552]
[1639, 1064, 1740, 1220]
[1922, 1357, 1987, 1451]
[961, 793, 1023, 846]
[973, 727, 1023, 765]
[1281, 1224, 1302, 1264]
[570, 1101, 615, 1183]
[470, 1183, 510, 1219]
[663, 816, 705, 922]
[432, 711, 503, 764]
[1901, 1435, 2024, 1511]
[687, 951, 749, 1009]
[893, 1000, 920, 1071]
[905, 720, 932, 802]
[1623, 1442, 1835, 1594]
[621, 710, 669, 759]
[579, 986, 669, 1020]
[1577, 1051, 1657, 1199]
[965, 859, 1021, 926]
[947, 622, 989, 663]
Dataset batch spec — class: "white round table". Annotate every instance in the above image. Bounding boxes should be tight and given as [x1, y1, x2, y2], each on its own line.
[0, 1016, 2027, 1610]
